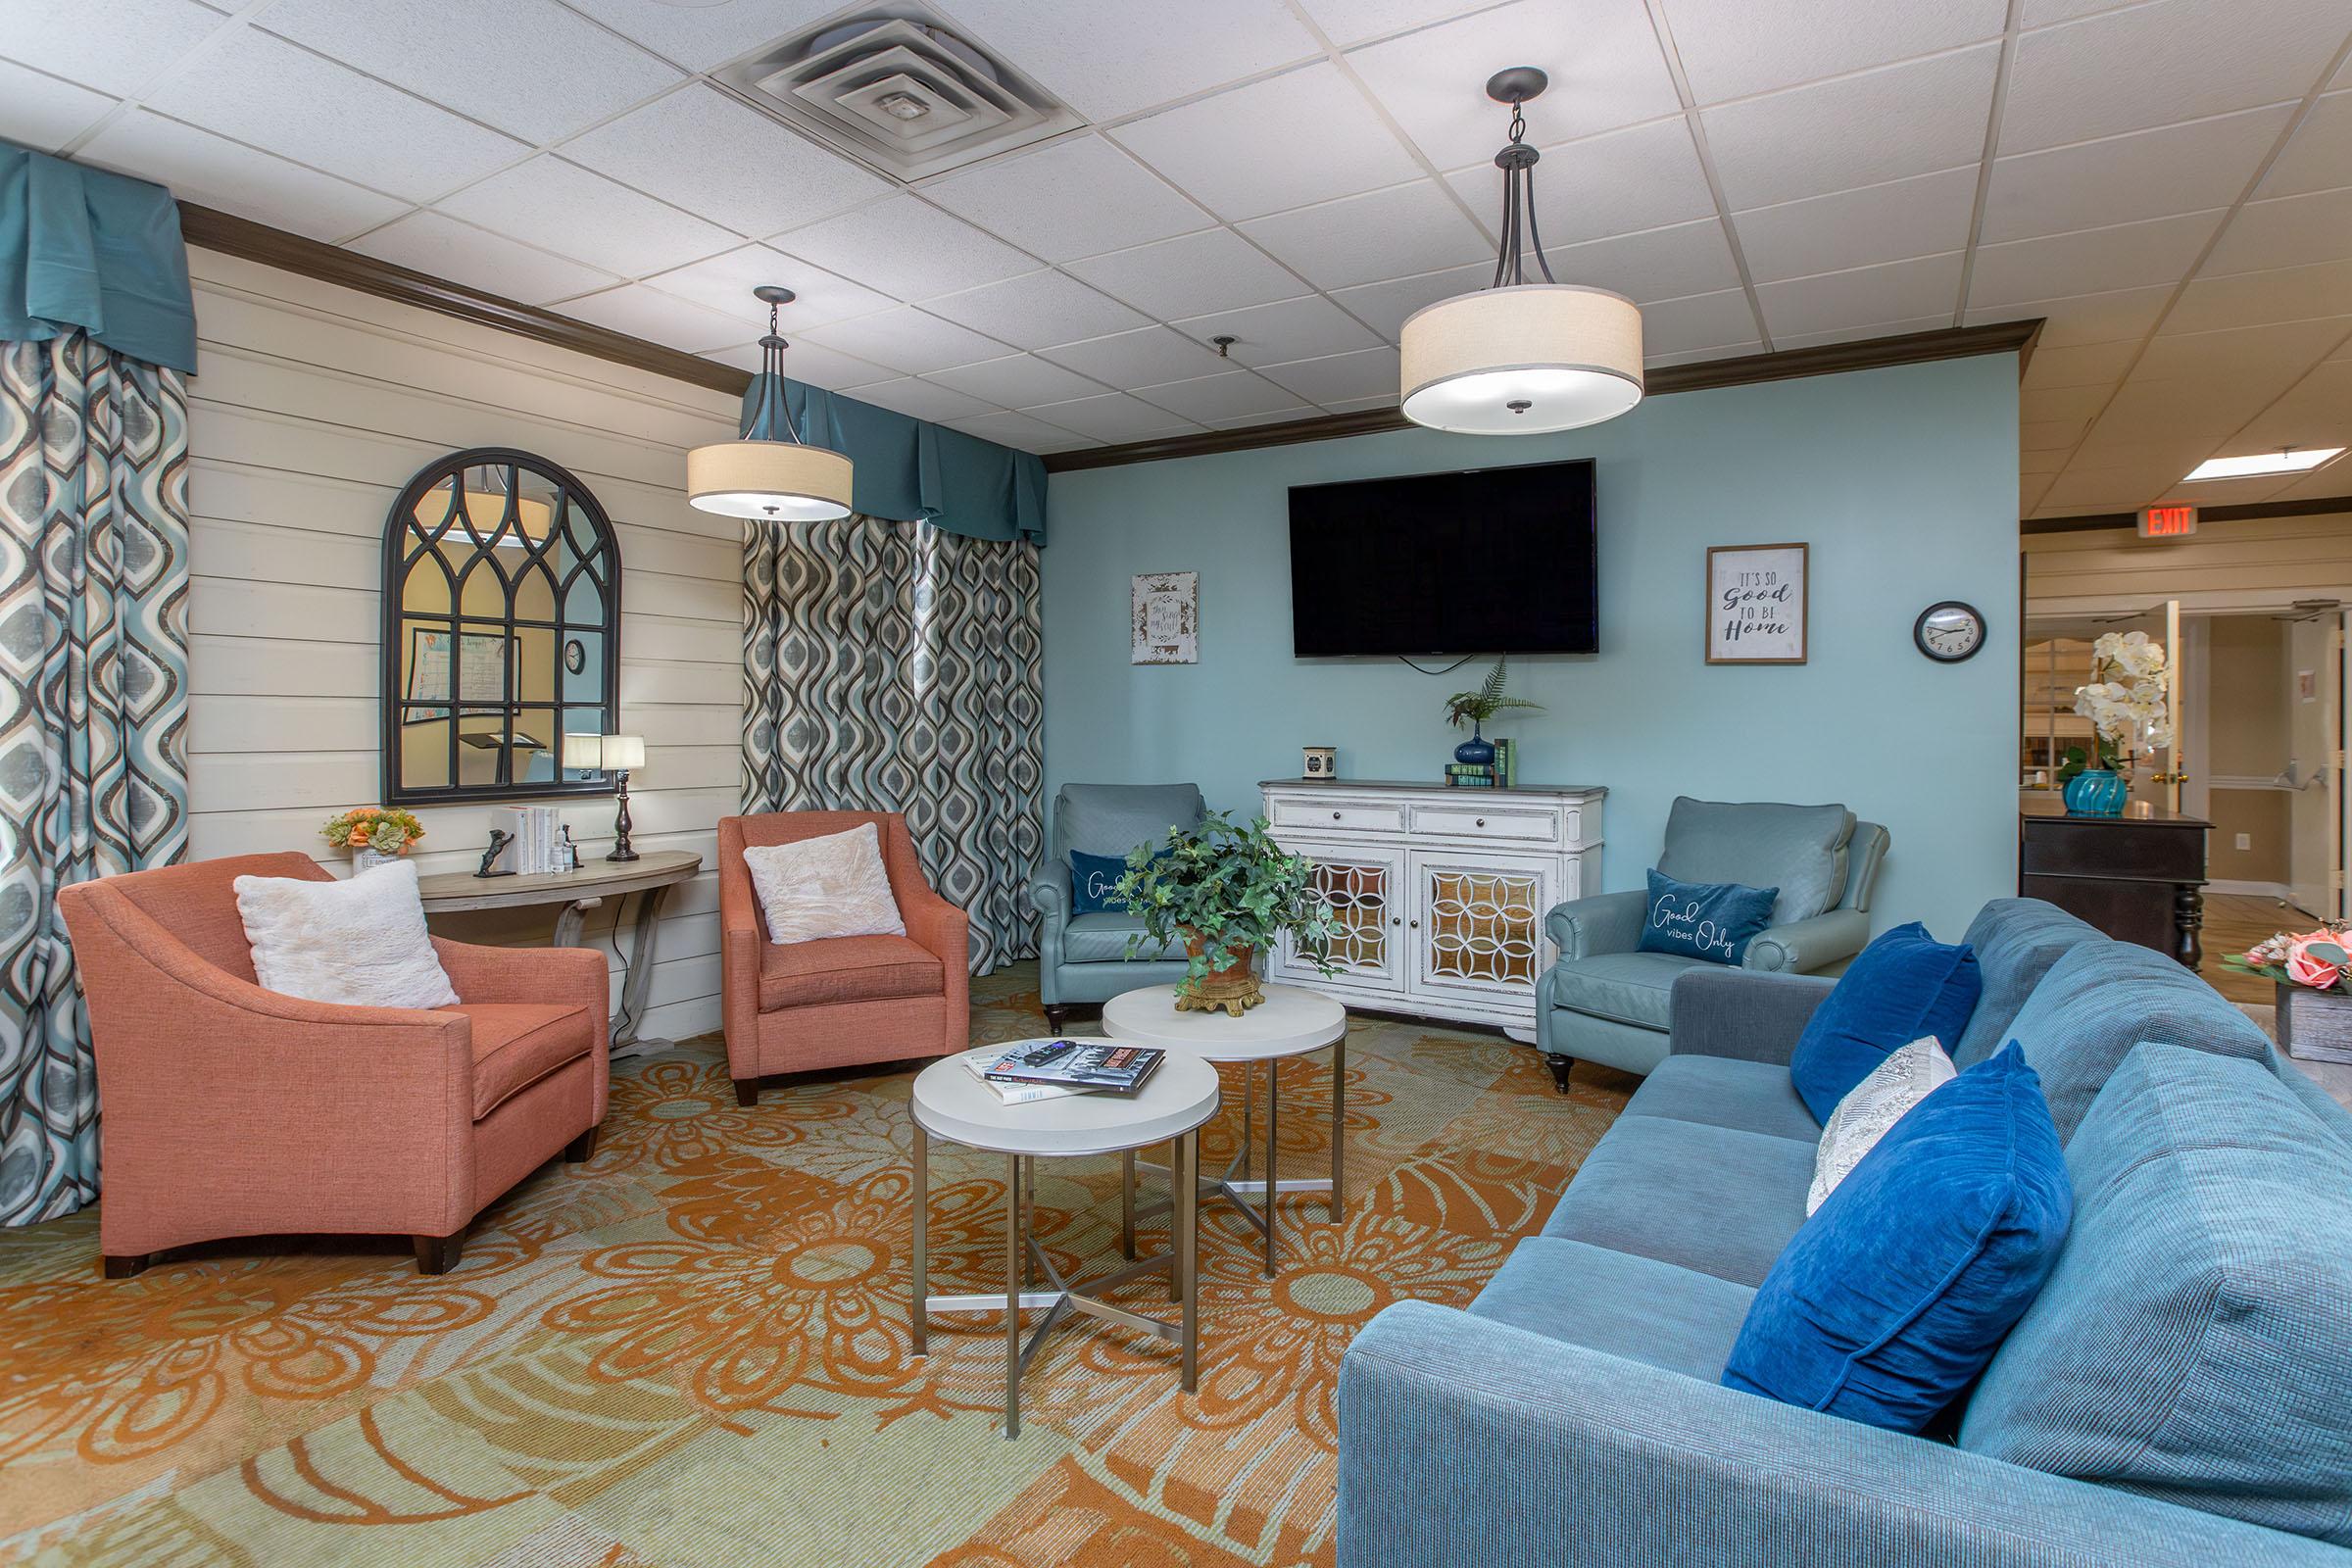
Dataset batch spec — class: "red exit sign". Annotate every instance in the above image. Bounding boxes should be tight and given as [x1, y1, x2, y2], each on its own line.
[2139, 504, 2198, 538]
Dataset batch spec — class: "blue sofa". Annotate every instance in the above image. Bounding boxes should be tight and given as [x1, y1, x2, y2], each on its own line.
[1339, 898, 2352, 1566]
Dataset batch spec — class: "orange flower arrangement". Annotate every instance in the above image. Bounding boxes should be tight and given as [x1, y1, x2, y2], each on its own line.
[323, 805, 426, 857]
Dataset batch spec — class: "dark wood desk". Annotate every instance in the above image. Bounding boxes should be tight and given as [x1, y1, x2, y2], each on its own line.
[2019, 797, 2209, 967]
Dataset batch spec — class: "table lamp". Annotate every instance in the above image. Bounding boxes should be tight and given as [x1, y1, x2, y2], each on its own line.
[564, 732, 646, 861]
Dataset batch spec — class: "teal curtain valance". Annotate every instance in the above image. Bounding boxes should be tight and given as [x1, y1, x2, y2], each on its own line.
[0, 143, 195, 375]
[748, 374, 1049, 545]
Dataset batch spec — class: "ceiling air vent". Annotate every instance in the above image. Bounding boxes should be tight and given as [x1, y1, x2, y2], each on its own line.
[713, 3, 1086, 183]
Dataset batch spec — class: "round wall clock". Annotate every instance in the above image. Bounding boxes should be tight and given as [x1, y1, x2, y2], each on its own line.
[1914, 601, 1986, 662]
[564, 638, 586, 674]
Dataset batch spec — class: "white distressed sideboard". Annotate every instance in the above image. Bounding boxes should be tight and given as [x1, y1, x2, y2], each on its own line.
[1260, 778, 1606, 1041]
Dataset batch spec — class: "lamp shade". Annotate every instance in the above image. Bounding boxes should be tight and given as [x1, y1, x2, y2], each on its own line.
[564, 732, 644, 771]
[1399, 284, 1643, 435]
[687, 438, 854, 521]
[423, 483, 554, 549]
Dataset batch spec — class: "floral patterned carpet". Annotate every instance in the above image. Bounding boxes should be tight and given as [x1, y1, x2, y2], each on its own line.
[0, 966, 1631, 1567]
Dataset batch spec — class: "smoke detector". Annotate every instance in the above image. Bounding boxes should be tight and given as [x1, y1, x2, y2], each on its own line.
[714, 4, 1085, 183]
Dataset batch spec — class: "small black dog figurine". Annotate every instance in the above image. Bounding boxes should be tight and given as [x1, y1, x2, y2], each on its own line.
[474, 828, 516, 879]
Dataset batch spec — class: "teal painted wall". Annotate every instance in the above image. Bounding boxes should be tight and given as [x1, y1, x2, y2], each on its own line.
[1040, 355, 2021, 943]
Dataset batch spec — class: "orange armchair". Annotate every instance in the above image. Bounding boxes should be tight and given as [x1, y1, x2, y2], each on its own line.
[58, 853, 608, 1277]
[718, 811, 970, 1104]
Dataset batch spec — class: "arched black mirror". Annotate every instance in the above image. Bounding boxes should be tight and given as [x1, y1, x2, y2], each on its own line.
[382, 448, 622, 806]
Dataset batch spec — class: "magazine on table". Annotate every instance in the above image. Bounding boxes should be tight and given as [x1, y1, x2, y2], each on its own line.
[979, 1040, 1165, 1096]
[958, 1049, 1087, 1104]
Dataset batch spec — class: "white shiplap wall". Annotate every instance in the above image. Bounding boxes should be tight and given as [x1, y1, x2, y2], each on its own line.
[184, 247, 743, 1042]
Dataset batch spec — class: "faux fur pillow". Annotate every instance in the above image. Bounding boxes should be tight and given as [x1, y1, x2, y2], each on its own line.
[1807, 1036, 1956, 1214]
[233, 860, 459, 1009]
[743, 823, 906, 946]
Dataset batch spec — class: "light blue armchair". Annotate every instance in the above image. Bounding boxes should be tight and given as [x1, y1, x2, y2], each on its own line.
[1533, 797, 1888, 1087]
[1025, 782, 1204, 1032]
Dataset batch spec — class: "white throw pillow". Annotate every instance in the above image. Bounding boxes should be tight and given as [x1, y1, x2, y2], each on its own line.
[1807, 1036, 1957, 1215]
[743, 822, 906, 946]
[233, 859, 459, 1010]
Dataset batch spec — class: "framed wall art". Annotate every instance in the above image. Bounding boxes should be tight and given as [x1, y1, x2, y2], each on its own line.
[1132, 570, 1198, 664]
[1705, 543, 1808, 664]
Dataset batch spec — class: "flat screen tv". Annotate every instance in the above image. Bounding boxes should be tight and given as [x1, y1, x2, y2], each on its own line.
[1288, 459, 1596, 657]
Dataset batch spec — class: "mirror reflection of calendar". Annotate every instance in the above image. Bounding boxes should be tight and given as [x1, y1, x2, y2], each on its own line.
[406, 627, 512, 718]
[1131, 570, 1198, 665]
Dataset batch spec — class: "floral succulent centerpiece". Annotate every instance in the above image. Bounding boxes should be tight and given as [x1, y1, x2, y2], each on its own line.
[2066, 630, 2171, 816]
[1112, 809, 1342, 1016]
[1444, 656, 1544, 766]
[324, 806, 426, 870]
[2228, 922, 2352, 1062]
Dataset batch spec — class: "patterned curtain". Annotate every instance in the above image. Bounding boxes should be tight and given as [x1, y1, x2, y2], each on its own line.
[743, 514, 1042, 972]
[0, 334, 190, 1225]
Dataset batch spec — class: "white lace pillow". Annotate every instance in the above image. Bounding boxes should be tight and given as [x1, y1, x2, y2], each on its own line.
[234, 859, 459, 1010]
[743, 822, 906, 946]
[1807, 1035, 1957, 1215]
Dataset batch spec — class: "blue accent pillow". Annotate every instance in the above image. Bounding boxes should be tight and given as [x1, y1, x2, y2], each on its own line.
[1722, 1043, 2073, 1432]
[1069, 849, 1135, 915]
[1636, 868, 1779, 966]
[1789, 921, 1982, 1123]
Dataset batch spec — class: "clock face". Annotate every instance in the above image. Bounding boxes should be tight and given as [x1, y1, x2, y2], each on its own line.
[1915, 602, 1985, 662]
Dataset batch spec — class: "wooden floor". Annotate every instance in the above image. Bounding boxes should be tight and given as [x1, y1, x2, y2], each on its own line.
[2201, 891, 2311, 1005]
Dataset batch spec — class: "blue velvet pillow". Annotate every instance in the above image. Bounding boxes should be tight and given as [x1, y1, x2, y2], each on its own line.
[1636, 868, 1779, 965]
[1789, 921, 1982, 1123]
[1069, 849, 1136, 915]
[1722, 1043, 2073, 1432]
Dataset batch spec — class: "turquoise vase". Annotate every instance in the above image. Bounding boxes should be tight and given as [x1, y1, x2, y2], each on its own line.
[2063, 768, 2129, 816]
[1453, 726, 1495, 766]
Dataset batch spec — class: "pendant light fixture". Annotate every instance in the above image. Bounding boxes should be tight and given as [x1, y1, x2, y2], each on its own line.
[687, 285, 855, 521]
[1399, 69, 1644, 435]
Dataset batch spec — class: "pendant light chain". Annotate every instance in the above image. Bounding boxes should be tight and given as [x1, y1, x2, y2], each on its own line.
[746, 294, 809, 446]
[1489, 95, 1557, 290]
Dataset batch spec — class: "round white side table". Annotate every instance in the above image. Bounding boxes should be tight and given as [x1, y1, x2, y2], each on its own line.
[1102, 983, 1348, 1277]
[908, 1045, 1219, 1440]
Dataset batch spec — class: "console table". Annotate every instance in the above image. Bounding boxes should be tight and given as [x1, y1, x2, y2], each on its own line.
[416, 849, 702, 1054]
[2018, 798, 2207, 967]
[1260, 778, 1605, 1040]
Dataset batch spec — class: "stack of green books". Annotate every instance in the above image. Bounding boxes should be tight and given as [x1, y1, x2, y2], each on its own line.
[1443, 739, 1518, 789]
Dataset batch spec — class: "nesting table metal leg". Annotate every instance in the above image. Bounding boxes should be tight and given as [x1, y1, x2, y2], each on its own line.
[1330, 1034, 1346, 1221]
[911, 1122, 929, 1357]
[1174, 1131, 1198, 1390]
[1004, 1153, 1022, 1440]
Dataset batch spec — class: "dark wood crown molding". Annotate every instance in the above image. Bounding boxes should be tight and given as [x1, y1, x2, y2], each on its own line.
[2023, 492, 2352, 535]
[178, 203, 754, 398]
[1042, 318, 2045, 473]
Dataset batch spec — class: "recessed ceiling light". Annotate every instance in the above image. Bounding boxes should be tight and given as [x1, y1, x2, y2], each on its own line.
[2181, 447, 2345, 482]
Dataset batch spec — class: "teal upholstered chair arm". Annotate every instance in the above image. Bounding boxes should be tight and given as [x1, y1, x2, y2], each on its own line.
[1545, 889, 1648, 960]
[1025, 858, 1070, 921]
[1740, 907, 1870, 974]
[1338, 1302, 2341, 1568]
[1669, 967, 1835, 1065]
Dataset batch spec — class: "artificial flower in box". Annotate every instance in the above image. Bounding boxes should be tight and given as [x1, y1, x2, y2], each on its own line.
[2226, 923, 2352, 1063]
[323, 806, 425, 871]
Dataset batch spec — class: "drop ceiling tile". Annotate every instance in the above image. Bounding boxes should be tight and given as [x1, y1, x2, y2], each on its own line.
[1981, 104, 2294, 243]
[1037, 325, 1231, 387]
[1999, 0, 2348, 154]
[554, 0, 841, 74]
[563, 85, 889, 238]
[1734, 166, 1979, 283]
[2083, 374, 2277, 443]
[2020, 448, 2071, 476]
[1257, 346, 1402, 405]
[1660, 0, 2008, 105]
[924, 270, 1148, 351]
[257, 0, 682, 145]
[845, 377, 996, 423]
[557, 284, 754, 353]
[1205, 404, 1321, 430]
[2038, 467, 2164, 510]
[2022, 339, 2141, 388]
[798, 306, 1010, 375]
[0, 0, 227, 96]
[2133, 316, 2350, 381]
[1172, 294, 1382, 366]
[78, 111, 406, 241]
[1701, 43, 2000, 210]
[351, 211, 622, 305]
[933, 0, 1320, 121]
[1347, 0, 1681, 170]
[1967, 210, 2224, 309]
[946, 411, 1102, 453]
[1134, 370, 1306, 421]
[2204, 187, 2352, 276]
[1963, 283, 2174, 345]
[0, 61, 116, 151]
[1329, 262, 1489, 339]
[771, 196, 1034, 304]
[1539, 220, 1745, 302]
[1065, 229, 1310, 319]
[926, 355, 1110, 409]
[1756, 251, 1965, 339]
[439, 157, 738, 276]
[2021, 473, 2057, 514]
[2022, 383, 2116, 424]
[2166, 258, 2352, 333]
[1772, 314, 1957, 350]
[1237, 180, 1490, 291]
[1022, 391, 1203, 441]
[1293, 0, 1497, 46]
[2262, 91, 2352, 199]
[1323, 392, 1403, 412]
[146, 26, 527, 203]
[640, 245, 894, 330]
[710, 335, 892, 390]
[1648, 341, 1763, 368]
[2234, 361, 2352, 451]
[1112, 62, 1424, 222]
[2167, 472, 2300, 506]
[921, 135, 1210, 263]
[1443, 117, 1716, 247]
[1642, 289, 1766, 355]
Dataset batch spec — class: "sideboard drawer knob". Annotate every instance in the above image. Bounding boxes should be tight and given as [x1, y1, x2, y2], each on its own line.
[1475, 817, 1486, 827]
[1409, 919, 1420, 929]
[1332, 810, 1342, 820]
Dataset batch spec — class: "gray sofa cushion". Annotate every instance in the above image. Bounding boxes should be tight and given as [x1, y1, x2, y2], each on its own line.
[1062, 911, 1184, 964]
[1543, 1115, 1814, 1287]
[1656, 797, 1856, 925]
[1471, 1236, 1755, 1380]
[1051, 782, 1205, 862]
[1549, 949, 1706, 1031]
[1624, 1054, 1823, 1144]
[1953, 898, 2106, 1067]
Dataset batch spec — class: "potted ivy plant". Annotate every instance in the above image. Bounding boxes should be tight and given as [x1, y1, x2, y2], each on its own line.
[1444, 656, 1544, 765]
[1112, 810, 1343, 1016]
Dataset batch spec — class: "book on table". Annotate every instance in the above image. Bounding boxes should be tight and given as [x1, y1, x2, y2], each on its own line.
[981, 1041, 1165, 1095]
[958, 1050, 1085, 1103]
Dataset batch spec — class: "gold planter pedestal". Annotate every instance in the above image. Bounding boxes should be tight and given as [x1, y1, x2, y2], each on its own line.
[1173, 935, 1262, 1017]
